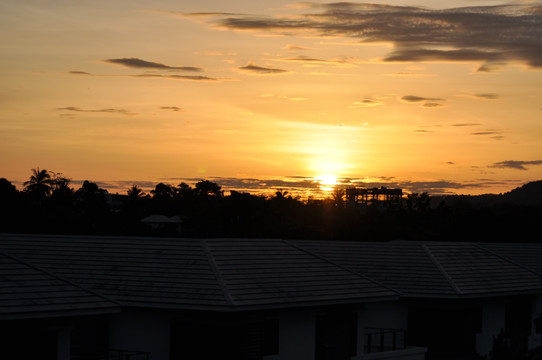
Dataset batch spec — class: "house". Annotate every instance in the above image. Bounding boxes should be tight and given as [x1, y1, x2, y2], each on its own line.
[1, 233, 541, 360]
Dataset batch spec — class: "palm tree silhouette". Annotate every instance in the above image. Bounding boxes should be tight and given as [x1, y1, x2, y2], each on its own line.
[274, 189, 289, 199]
[23, 168, 53, 198]
[127, 185, 145, 199]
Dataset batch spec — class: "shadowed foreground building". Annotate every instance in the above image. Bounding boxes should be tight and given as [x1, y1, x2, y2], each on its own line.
[1, 234, 542, 360]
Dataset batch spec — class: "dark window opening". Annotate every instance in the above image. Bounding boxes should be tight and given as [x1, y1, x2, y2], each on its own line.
[315, 309, 357, 360]
[170, 317, 279, 360]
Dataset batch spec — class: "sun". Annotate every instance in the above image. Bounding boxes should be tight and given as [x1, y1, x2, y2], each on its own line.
[316, 174, 338, 192]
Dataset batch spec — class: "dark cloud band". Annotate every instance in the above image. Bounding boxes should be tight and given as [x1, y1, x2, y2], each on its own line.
[200, 2, 542, 69]
[490, 160, 542, 170]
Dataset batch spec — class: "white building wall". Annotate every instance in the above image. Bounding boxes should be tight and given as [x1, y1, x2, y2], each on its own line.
[476, 300, 506, 357]
[109, 310, 171, 360]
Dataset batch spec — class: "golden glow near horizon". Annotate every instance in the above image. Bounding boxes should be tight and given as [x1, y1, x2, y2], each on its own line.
[1, 0, 542, 196]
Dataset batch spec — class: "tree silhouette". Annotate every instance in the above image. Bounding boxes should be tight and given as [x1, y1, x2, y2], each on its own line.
[23, 168, 53, 199]
[151, 183, 176, 199]
[50, 172, 73, 199]
[177, 182, 194, 199]
[194, 180, 223, 198]
[0, 178, 17, 196]
[406, 192, 431, 212]
[331, 187, 345, 206]
[127, 185, 146, 199]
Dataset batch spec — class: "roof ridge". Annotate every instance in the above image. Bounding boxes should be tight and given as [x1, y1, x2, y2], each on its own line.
[0, 250, 121, 307]
[284, 240, 401, 296]
[475, 243, 542, 278]
[199, 239, 236, 306]
[421, 243, 463, 296]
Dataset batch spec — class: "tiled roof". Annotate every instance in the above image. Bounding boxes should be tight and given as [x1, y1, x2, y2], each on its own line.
[1, 234, 541, 313]
[0, 234, 398, 311]
[297, 240, 542, 298]
[0, 251, 119, 320]
[205, 239, 395, 306]
[479, 243, 542, 275]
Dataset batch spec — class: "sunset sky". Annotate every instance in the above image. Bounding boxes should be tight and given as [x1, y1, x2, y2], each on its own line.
[2, 0, 541, 196]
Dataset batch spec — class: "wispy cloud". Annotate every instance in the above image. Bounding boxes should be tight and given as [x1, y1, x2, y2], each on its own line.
[56, 106, 135, 116]
[458, 92, 500, 100]
[422, 102, 446, 108]
[401, 95, 444, 103]
[279, 55, 358, 67]
[161, 106, 182, 112]
[489, 160, 542, 170]
[284, 44, 316, 50]
[68, 71, 230, 81]
[349, 98, 384, 108]
[470, 129, 505, 140]
[103, 57, 203, 72]
[186, 2, 542, 69]
[238, 63, 289, 74]
[400, 95, 446, 108]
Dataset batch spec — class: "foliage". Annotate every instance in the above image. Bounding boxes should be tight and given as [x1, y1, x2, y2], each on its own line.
[2, 169, 542, 241]
[23, 167, 53, 198]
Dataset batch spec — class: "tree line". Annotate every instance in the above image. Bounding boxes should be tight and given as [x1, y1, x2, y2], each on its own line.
[1, 168, 541, 242]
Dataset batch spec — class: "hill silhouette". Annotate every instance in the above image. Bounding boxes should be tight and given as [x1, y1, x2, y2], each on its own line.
[503, 180, 542, 206]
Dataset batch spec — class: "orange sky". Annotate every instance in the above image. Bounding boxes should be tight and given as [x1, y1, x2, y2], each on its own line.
[1, 0, 542, 196]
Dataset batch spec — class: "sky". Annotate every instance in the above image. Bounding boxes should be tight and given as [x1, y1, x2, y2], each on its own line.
[1, 0, 542, 197]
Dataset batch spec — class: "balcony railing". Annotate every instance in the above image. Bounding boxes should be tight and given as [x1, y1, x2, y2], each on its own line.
[365, 328, 407, 354]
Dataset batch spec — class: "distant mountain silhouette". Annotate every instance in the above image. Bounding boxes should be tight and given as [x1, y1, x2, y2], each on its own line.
[503, 180, 542, 206]
[433, 180, 542, 209]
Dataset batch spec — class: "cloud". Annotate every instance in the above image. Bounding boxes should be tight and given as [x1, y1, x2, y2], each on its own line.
[470, 130, 504, 140]
[284, 44, 315, 50]
[238, 63, 289, 74]
[56, 106, 135, 116]
[489, 160, 542, 170]
[422, 102, 445, 108]
[191, 3, 542, 69]
[103, 57, 203, 72]
[471, 131, 500, 135]
[476, 62, 504, 73]
[133, 73, 231, 81]
[349, 98, 383, 108]
[458, 93, 500, 100]
[68, 71, 230, 81]
[161, 106, 182, 112]
[279, 56, 358, 66]
[401, 95, 444, 103]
